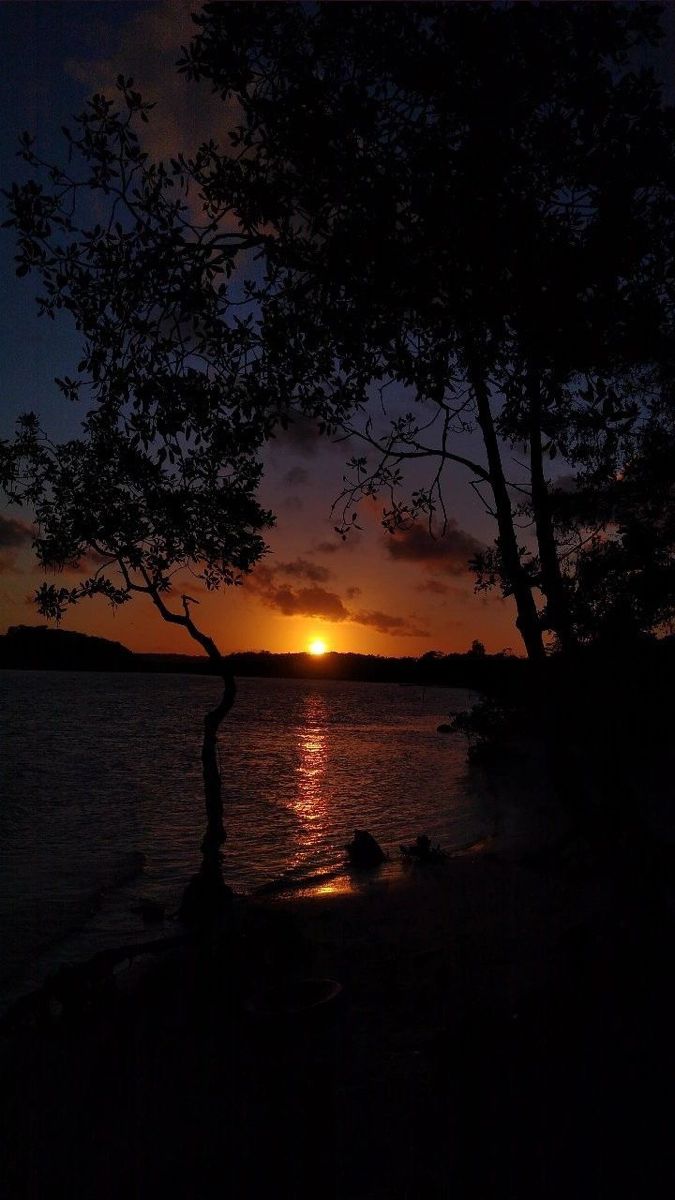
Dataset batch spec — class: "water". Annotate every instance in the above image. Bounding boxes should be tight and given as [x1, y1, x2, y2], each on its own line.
[1, 671, 490, 1004]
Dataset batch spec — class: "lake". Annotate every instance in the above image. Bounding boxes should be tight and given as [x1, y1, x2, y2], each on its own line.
[0, 671, 492, 1004]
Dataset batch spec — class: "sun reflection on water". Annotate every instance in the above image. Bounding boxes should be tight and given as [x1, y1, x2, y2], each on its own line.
[287, 693, 333, 872]
[295, 692, 329, 820]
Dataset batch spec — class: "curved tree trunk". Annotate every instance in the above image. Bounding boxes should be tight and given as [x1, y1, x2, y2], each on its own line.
[144, 583, 236, 856]
[470, 366, 546, 663]
[201, 667, 236, 852]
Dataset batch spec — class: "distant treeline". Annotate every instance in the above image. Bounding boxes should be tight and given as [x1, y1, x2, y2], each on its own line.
[0, 625, 527, 689]
[4, 627, 673, 712]
[0, 625, 135, 671]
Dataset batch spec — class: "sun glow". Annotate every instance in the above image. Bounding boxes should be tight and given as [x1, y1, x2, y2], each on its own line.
[308, 637, 328, 656]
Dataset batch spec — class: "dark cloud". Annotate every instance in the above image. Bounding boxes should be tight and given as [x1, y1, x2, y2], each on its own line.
[62, 548, 115, 577]
[274, 585, 349, 621]
[280, 495, 304, 513]
[283, 466, 310, 487]
[273, 415, 354, 460]
[273, 417, 324, 458]
[551, 474, 578, 494]
[385, 521, 483, 576]
[0, 515, 32, 549]
[416, 578, 450, 595]
[344, 585, 361, 599]
[415, 579, 470, 599]
[248, 564, 427, 637]
[314, 531, 361, 554]
[352, 609, 428, 637]
[276, 558, 332, 584]
[249, 567, 350, 621]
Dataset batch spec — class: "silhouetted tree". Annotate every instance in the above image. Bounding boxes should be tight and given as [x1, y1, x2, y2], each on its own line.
[182, 1, 674, 659]
[554, 414, 675, 644]
[1, 84, 274, 872]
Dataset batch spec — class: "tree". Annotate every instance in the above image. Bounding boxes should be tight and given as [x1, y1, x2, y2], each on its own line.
[182, 0, 674, 660]
[554, 413, 675, 644]
[1, 83, 274, 882]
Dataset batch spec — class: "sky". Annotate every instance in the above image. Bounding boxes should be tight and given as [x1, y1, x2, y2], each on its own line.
[1, 1, 672, 658]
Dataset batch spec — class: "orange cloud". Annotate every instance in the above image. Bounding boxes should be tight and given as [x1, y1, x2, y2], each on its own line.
[416, 578, 450, 595]
[276, 558, 332, 584]
[314, 532, 362, 554]
[0, 515, 33, 574]
[0, 514, 32, 549]
[66, 1, 237, 166]
[247, 563, 427, 638]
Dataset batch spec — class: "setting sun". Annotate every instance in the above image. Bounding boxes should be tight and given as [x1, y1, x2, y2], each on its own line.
[308, 638, 328, 656]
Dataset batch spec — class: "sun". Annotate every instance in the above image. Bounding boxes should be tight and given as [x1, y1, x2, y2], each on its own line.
[308, 637, 328, 656]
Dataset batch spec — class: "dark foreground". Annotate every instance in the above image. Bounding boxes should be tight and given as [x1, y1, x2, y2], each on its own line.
[2, 843, 675, 1199]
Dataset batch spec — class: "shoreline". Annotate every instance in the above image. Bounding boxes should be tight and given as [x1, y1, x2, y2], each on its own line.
[2, 839, 647, 1198]
[0, 730, 563, 1020]
[4, 738, 675, 1194]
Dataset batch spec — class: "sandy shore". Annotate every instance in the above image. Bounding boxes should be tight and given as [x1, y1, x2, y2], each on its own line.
[2, 747, 675, 1197]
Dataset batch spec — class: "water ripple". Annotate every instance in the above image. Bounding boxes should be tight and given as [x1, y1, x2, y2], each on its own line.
[0, 671, 490, 995]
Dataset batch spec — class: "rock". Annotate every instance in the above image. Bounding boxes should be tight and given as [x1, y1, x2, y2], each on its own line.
[345, 829, 387, 868]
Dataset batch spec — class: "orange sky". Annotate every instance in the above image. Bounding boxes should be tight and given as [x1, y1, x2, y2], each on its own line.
[0, 546, 521, 658]
[0, 441, 522, 658]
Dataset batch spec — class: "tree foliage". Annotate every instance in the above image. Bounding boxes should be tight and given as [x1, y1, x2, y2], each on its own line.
[1, 80, 276, 856]
[182, 0, 675, 655]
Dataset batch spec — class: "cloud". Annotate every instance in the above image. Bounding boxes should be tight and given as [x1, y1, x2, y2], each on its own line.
[415, 578, 450, 595]
[352, 609, 428, 637]
[276, 558, 332, 584]
[415, 578, 469, 598]
[248, 567, 350, 621]
[272, 417, 325, 458]
[66, 1, 237, 166]
[0, 515, 32, 549]
[247, 564, 427, 637]
[344, 585, 361, 599]
[551, 474, 578, 494]
[280, 495, 304, 513]
[0, 516, 33, 574]
[283, 466, 310, 487]
[385, 521, 483, 576]
[314, 532, 361, 554]
[272, 415, 354, 461]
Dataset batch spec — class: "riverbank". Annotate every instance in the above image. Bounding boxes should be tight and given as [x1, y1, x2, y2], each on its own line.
[4, 820, 674, 1199]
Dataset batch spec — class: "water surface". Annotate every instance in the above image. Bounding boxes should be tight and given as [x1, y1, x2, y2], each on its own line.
[1, 671, 489, 1000]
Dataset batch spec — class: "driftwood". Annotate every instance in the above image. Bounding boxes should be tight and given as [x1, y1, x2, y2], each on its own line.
[400, 834, 447, 864]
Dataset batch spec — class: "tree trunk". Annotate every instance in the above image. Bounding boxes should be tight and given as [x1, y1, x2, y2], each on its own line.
[527, 369, 578, 655]
[201, 668, 237, 852]
[144, 584, 236, 854]
[470, 367, 546, 663]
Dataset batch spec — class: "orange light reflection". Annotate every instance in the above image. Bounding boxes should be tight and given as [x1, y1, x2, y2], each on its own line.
[289, 693, 330, 872]
[295, 693, 329, 819]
